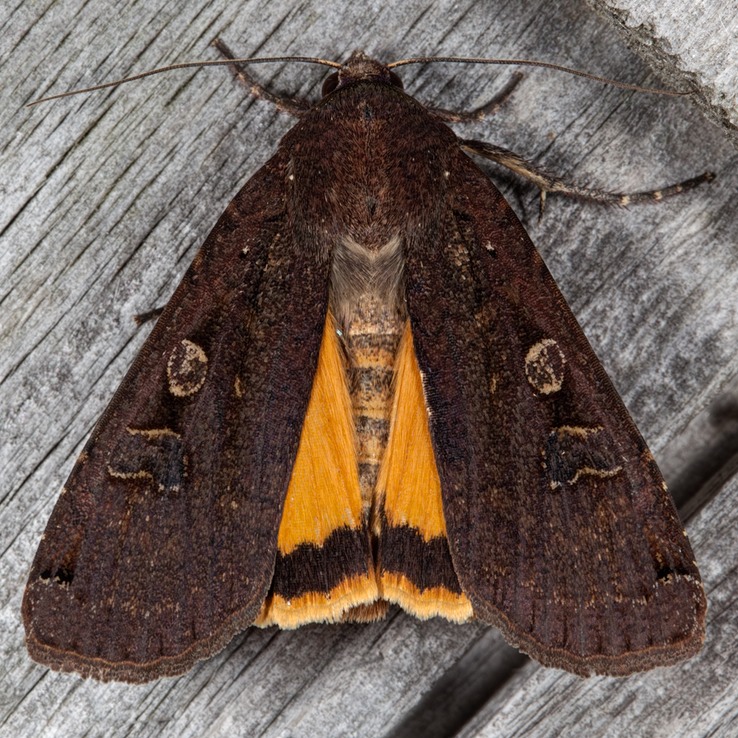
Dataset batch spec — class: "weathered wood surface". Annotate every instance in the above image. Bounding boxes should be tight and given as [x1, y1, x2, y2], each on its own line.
[586, 0, 738, 144]
[1, 0, 737, 736]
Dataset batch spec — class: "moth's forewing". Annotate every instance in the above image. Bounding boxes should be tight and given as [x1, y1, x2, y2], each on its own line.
[23, 151, 332, 682]
[404, 146, 706, 675]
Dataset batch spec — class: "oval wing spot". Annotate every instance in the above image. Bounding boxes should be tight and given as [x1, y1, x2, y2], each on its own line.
[525, 338, 566, 395]
[167, 339, 208, 397]
[545, 425, 623, 490]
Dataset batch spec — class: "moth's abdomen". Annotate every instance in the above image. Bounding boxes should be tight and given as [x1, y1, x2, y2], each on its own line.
[329, 233, 406, 510]
[329, 230, 472, 622]
[344, 294, 404, 509]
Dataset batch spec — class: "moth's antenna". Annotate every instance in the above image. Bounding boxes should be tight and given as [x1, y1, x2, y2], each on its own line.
[26, 56, 341, 107]
[388, 56, 690, 97]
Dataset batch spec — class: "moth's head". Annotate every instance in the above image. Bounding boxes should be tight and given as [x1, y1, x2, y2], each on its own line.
[321, 51, 404, 96]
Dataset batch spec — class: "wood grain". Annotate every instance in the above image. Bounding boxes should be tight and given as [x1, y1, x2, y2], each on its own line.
[587, 0, 738, 145]
[2, 0, 736, 735]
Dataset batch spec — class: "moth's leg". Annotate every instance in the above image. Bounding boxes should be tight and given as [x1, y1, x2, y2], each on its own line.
[428, 73, 523, 123]
[462, 138, 715, 216]
[211, 38, 311, 116]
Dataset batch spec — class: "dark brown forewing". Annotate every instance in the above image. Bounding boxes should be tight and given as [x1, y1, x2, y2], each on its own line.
[23, 149, 331, 682]
[404, 145, 706, 676]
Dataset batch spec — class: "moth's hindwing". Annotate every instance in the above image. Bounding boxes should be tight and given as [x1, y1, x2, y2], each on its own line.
[22, 151, 333, 682]
[403, 146, 706, 676]
[254, 313, 378, 628]
[376, 323, 473, 622]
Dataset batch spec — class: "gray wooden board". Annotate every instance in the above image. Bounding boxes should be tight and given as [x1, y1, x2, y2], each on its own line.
[1, 0, 736, 736]
[586, 0, 738, 145]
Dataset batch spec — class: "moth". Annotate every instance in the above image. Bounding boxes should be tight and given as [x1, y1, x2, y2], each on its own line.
[23, 49, 709, 682]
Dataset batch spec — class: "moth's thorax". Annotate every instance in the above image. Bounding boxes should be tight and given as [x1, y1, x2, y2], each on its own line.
[284, 78, 457, 249]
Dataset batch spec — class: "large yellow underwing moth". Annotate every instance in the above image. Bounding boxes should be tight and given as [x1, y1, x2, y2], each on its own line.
[23, 50, 709, 682]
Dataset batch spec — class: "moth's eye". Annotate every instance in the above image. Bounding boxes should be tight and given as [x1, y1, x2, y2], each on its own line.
[389, 71, 404, 89]
[322, 73, 339, 96]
